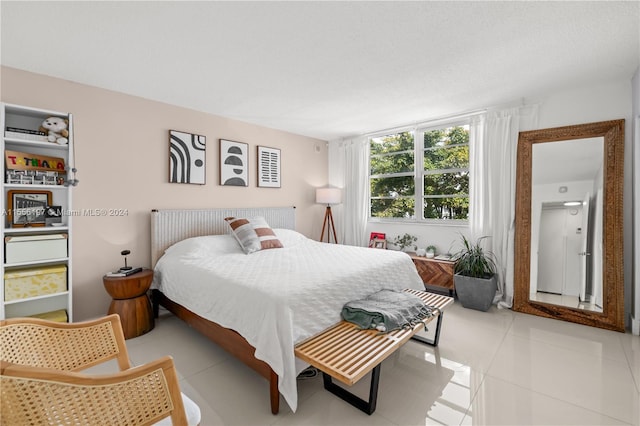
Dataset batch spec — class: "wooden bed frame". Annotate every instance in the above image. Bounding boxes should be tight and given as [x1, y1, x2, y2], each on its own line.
[151, 289, 280, 413]
[150, 207, 297, 415]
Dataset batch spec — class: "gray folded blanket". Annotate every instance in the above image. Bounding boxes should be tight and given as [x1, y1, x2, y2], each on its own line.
[341, 289, 437, 333]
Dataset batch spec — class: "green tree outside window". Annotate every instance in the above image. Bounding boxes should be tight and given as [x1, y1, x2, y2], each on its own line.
[370, 125, 469, 220]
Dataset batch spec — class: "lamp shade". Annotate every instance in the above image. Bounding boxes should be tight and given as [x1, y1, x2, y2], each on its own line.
[316, 187, 341, 205]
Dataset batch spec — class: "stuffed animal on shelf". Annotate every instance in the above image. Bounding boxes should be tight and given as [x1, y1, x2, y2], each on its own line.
[39, 116, 69, 145]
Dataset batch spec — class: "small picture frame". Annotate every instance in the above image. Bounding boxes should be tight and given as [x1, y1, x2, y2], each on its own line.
[369, 232, 386, 248]
[257, 146, 281, 188]
[7, 190, 53, 228]
[370, 238, 387, 249]
[220, 139, 249, 186]
[45, 205, 63, 226]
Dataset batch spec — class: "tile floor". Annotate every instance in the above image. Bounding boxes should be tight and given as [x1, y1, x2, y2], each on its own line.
[119, 302, 639, 425]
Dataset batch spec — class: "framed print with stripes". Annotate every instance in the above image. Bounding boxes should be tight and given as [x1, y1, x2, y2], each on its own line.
[257, 146, 281, 188]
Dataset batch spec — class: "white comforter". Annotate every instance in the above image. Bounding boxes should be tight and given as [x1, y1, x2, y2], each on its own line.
[152, 229, 424, 412]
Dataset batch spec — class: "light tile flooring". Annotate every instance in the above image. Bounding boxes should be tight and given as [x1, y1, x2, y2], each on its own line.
[119, 303, 640, 425]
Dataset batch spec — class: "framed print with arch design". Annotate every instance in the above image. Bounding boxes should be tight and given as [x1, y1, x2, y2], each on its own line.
[220, 139, 249, 187]
[169, 130, 206, 184]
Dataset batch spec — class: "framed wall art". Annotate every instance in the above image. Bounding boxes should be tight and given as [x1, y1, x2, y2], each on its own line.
[169, 130, 206, 184]
[7, 190, 53, 228]
[257, 146, 281, 188]
[220, 139, 249, 186]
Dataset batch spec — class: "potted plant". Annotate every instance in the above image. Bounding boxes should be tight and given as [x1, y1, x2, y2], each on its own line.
[391, 233, 417, 252]
[425, 245, 437, 258]
[453, 235, 497, 311]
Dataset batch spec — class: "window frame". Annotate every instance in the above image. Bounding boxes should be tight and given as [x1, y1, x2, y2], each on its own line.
[368, 119, 470, 224]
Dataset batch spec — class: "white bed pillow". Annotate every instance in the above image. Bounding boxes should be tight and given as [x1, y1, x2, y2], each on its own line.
[162, 230, 304, 262]
[163, 234, 243, 257]
[224, 216, 283, 254]
[272, 228, 308, 247]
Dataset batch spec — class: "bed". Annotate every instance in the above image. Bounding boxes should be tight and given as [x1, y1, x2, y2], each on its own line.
[150, 207, 425, 414]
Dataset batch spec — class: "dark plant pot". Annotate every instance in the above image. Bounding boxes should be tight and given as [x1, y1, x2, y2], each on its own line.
[454, 273, 497, 311]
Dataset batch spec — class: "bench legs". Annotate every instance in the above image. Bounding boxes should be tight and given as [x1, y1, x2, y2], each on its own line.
[411, 311, 444, 346]
[322, 364, 381, 415]
[317, 309, 447, 415]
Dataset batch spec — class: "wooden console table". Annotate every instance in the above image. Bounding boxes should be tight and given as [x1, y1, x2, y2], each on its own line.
[408, 253, 456, 295]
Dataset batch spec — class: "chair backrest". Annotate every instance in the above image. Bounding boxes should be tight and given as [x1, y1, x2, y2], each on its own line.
[1, 356, 188, 426]
[0, 314, 131, 371]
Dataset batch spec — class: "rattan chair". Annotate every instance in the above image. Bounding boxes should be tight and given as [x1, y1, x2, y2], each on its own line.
[0, 314, 200, 425]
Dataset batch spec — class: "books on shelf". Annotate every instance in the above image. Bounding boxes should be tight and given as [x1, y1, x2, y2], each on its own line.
[6, 127, 46, 135]
[5, 127, 49, 143]
[106, 267, 143, 278]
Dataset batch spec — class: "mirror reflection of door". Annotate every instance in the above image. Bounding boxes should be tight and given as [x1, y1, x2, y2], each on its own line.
[537, 204, 576, 295]
[592, 188, 604, 309]
[530, 137, 603, 313]
[578, 193, 590, 304]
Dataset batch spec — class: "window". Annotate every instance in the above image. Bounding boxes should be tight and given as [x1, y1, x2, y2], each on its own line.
[369, 123, 469, 221]
[370, 131, 415, 219]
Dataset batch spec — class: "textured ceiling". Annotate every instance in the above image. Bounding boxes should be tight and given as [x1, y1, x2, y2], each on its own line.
[1, 1, 639, 141]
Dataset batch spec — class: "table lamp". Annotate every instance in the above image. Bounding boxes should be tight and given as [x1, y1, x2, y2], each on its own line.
[120, 250, 132, 271]
[316, 187, 341, 243]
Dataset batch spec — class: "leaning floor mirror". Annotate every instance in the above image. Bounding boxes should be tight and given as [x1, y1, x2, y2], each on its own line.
[513, 119, 625, 332]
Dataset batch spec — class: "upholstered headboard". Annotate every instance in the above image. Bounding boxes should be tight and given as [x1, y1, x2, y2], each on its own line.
[150, 207, 296, 267]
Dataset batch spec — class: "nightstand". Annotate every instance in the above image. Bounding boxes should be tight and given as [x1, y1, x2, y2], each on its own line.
[103, 268, 154, 339]
[408, 253, 456, 296]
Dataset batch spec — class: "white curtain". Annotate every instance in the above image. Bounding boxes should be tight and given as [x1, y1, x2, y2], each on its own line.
[469, 106, 538, 308]
[328, 137, 369, 246]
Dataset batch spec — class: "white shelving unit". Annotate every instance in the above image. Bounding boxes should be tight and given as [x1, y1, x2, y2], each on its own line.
[1, 103, 74, 321]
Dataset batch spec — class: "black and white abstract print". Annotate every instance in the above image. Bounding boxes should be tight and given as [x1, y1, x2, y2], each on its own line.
[257, 146, 281, 188]
[169, 130, 206, 184]
[220, 139, 248, 186]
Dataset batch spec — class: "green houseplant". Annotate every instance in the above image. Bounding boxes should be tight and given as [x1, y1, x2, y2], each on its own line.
[425, 245, 437, 258]
[453, 235, 497, 311]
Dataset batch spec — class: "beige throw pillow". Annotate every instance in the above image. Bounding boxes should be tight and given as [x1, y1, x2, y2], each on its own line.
[224, 216, 283, 254]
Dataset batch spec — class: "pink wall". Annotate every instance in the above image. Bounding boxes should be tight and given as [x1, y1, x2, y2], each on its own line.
[1, 66, 328, 320]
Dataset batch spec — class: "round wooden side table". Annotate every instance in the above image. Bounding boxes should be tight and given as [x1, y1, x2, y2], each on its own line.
[103, 268, 154, 339]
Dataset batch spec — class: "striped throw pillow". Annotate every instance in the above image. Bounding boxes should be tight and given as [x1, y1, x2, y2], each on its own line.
[224, 216, 283, 254]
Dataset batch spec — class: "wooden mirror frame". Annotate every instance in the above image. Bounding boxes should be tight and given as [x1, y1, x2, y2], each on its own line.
[513, 119, 625, 332]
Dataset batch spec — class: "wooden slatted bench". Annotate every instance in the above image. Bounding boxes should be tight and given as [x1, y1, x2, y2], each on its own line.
[295, 289, 454, 414]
